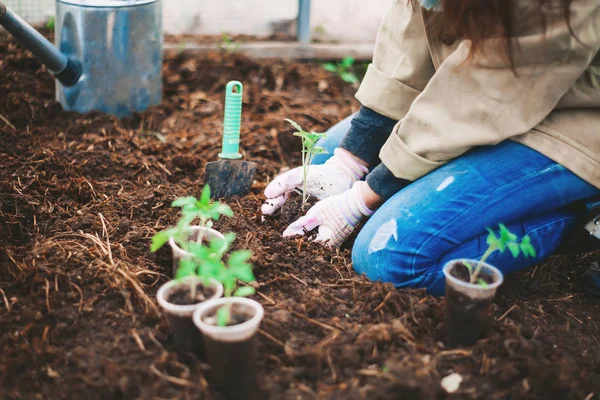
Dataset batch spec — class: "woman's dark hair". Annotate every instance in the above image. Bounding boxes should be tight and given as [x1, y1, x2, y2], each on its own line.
[439, 0, 574, 68]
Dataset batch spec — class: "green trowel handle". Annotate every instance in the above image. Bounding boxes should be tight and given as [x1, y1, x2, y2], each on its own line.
[219, 81, 243, 160]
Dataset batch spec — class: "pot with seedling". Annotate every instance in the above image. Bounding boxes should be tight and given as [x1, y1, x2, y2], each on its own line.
[151, 185, 233, 276]
[155, 231, 242, 358]
[279, 119, 327, 222]
[192, 235, 262, 399]
[443, 224, 536, 346]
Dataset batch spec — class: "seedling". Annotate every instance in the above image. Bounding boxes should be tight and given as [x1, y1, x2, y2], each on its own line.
[322, 56, 359, 84]
[179, 233, 256, 327]
[45, 17, 55, 30]
[285, 119, 327, 209]
[219, 33, 240, 53]
[151, 184, 233, 254]
[464, 224, 536, 285]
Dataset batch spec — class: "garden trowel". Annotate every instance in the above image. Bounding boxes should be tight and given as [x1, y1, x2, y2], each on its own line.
[204, 81, 256, 199]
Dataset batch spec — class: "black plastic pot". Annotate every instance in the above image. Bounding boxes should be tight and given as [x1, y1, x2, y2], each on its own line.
[442, 259, 504, 346]
[193, 297, 264, 399]
[156, 277, 223, 358]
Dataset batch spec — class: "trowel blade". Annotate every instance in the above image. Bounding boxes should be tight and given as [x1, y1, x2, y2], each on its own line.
[204, 159, 257, 199]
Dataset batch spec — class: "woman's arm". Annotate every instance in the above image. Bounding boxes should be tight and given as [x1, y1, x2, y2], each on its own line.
[380, 2, 600, 181]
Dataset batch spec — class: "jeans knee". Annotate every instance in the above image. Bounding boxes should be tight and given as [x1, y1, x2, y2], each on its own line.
[352, 223, 437, 289]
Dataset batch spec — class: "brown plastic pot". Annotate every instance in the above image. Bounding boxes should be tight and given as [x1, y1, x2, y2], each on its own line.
[156, 276, 223, 358]
[193, 297, 264, 399]
[168, 226, 224, 276]
[442, 259, 504, 346]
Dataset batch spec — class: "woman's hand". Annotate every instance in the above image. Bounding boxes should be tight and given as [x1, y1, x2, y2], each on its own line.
[283, 181, 381, 248]
[261, 148, 369, 215]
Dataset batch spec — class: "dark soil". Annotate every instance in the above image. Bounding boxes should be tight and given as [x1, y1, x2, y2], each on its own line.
[280, 191, 318, 225]
[450, 261, 495, 285]
[168, 283, 216, 306]
[1, 29, 600, 400]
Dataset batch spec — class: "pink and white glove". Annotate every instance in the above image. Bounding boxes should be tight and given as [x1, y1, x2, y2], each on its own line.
[283, 182, 374, 248]
[262, 149, 369, 215]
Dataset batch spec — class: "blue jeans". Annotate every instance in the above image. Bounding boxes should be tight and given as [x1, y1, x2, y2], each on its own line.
[315, 116, 600, 295]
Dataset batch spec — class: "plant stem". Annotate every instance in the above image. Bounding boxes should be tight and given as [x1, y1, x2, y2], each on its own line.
[301, 142, 308, 210]
[470, 245, 497, 284]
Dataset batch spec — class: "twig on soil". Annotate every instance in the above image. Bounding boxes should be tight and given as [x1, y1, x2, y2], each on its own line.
[259, 329, 298, 355]
[0, 288, 12, 312]
[0, 113, 16, 130]
[374, 291, 394, 312]
[285, 272, 308, 286]
[99, 213, 114, 266]
[5, 249, 23, 271]
[156, 161, 172, 176]
[238, 280, 275, 305]
[68, 281, 84, 314]
[150, 365, 198, 388]
[497, 304, 519, 322]
[584, 393, 595, 400]
[288, 309, 337, 331]
[147, 331, 165, 350]
[44, 279, 52, 313]
[327, 350, 338, 380]
[131, 329, 146, 352]
[565, 311, 583, 325]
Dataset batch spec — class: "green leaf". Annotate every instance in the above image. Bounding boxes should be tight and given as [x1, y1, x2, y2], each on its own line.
[231, 264, 255, 283]
[498, 224, 517, 244]
[229, 250, 252, 265]
[234, 286, 256, 297]
[340, 56, 355, 69]
[214, 203, 234, 218]
[200, 185, 211, 205]
[507, 242, 520, 258]
[340, 72, 359, 84]
[171, 196, 197, 208]
[322, 63, 338, 73]
[216, 306, 230, 327]
[486, 228, 501, 249]
[285, 119, 304, 133]
[520, 235, 537, 258]
[477, 278, 489, 288]
[151, 230, 173, 252]
[462, 260, 474, 273]
[176, 259, 197, 279]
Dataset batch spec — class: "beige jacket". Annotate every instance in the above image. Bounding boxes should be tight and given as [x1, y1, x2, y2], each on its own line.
[356, 1, 600, 188]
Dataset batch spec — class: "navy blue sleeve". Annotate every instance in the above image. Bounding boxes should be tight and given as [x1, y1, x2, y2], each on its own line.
[366, 163, 412, 201]
[339, 106, 398, 166]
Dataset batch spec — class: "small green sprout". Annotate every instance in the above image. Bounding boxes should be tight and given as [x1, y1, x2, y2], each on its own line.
[285, 119, 327, 209]
[322, 56, 359, 84]
[468, 224, 536, 285]
[45, 16, 55, 30]
[151, 185, 233, 253]
[179, 233, 256, 327]
[219, 32, 240, 53]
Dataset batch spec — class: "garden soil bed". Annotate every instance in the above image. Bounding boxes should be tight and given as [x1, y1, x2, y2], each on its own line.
[1, 31, 600, 399]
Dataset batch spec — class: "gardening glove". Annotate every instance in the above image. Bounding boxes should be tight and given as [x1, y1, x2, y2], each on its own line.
[282, 182, 374, 248]
[262, 148, 369, 215]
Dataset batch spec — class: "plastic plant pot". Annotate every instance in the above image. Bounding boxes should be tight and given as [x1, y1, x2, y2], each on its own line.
[192, 297, 264, 399]
[442, 259, 504, 346]
[156, 276, 224, 359]
[168, 226, 225, 276]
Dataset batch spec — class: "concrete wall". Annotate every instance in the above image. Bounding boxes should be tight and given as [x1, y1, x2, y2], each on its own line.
[5, 0, 391, 43]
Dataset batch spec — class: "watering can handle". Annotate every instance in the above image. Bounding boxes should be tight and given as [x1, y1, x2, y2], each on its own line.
[219, 81, 244, 160]
[0, 1, 82, 86]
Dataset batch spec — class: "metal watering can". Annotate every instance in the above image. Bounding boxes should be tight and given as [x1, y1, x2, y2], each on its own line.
[0, 0, 162, 118]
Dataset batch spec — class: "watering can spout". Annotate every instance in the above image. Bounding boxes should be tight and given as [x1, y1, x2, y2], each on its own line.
[0, 1, 82, 86]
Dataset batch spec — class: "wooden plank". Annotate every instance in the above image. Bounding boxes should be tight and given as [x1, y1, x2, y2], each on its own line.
[164, 41, 374, 61]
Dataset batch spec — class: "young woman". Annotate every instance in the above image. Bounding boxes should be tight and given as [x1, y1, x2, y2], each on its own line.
[262, 0, 600, 295]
